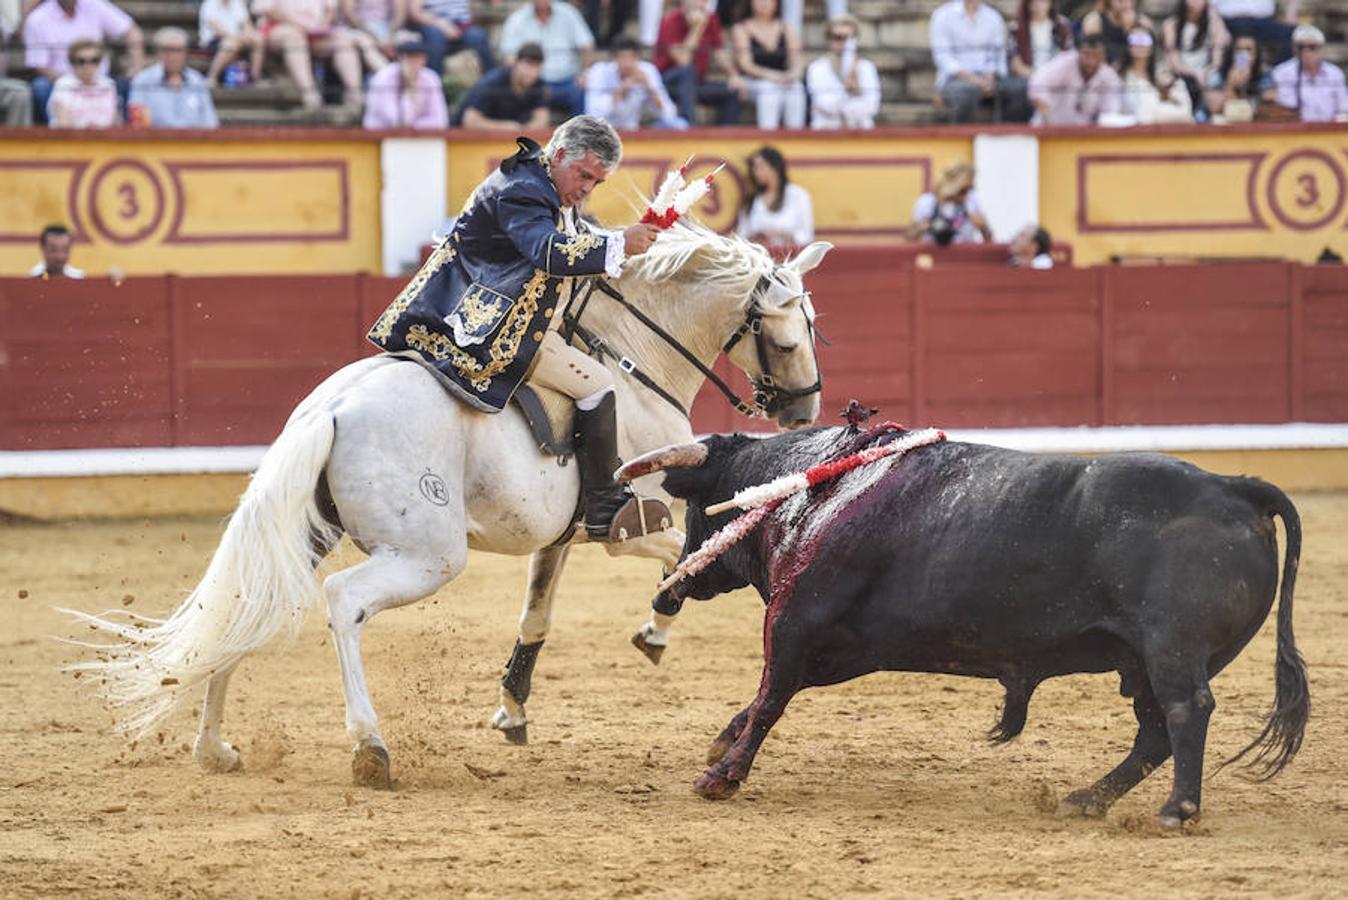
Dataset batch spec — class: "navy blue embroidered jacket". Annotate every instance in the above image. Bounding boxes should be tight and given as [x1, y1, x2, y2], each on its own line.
[367, 138, 614, 412]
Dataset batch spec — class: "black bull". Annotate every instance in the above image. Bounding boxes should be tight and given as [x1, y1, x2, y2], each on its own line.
[619, 426, 1309, 828]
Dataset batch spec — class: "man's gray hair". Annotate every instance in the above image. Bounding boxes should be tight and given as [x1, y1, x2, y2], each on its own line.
[154, 26, 191, 49]
[546, 115, 623, 171]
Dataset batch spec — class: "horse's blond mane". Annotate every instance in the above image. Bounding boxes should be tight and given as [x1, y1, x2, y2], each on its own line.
[622, 219, 778, 307]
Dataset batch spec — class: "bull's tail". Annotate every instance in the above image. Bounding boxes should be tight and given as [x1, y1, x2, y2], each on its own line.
[1218, 478, 1309, 779]
[61, 409, 342, 738]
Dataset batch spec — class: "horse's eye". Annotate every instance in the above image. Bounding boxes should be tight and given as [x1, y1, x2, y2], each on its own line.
[774, 342, 797, 354]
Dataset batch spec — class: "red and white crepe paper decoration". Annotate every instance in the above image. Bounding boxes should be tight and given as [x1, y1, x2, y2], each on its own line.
[640, 157, 725, 230]
[656, 424, 946, 593]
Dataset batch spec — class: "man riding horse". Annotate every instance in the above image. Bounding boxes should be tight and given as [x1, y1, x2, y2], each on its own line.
[368, 115, 672, 542]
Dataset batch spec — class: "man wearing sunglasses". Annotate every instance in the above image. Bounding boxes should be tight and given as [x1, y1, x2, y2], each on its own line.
[805, 13, 880, 129]
[1271, 24, 1348, 123]
[22, 0, 145, 124]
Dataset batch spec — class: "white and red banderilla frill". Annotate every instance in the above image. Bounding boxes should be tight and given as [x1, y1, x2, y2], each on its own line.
[640, 158, 725, 231]
[657, 424, 946, 593]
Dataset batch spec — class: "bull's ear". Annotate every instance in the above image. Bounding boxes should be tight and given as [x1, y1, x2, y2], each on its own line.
[789, 241, 833, 276]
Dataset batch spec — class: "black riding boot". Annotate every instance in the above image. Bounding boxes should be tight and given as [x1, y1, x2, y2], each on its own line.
[574, 392, 672, 542]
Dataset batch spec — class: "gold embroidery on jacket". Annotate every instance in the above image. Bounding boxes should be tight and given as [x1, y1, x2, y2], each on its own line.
[368, 240, 458, 342]
[457, 285, 510, 334]
[405, 270, 549, 391]
[551, 231, 602, 268]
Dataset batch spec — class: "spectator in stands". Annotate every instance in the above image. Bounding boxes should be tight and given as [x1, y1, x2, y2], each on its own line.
[255, 0, 378, 112]
[732, 0, 806, 129]
[584, 34, 686, 128]
[1213, 0, 1298, 63]
[407, 0, 493, 75]
[363, 32, 448, 128]
[1162, 0, 1229, 119]
[343, 0, 400, 58]
[805, 12, 879, 129]
[455, 40, 548, 128]
[29, 224, 85, 278]
[1118, 24, 1193, 123]
[583, 0, 635, 49]
[930, 0, 1030, 123]
[738, 144, 814, 252]
[1009, 0, 1073, 82]
[47, 37, 119, 126]
[655, 0, 743, 126]
[499, 0, 595, 117]
[1205, 32, 1271, 120]
[910, 162, 990, 245]
[1271, 25, 1348, 123]
[1009, 224, 1054, 268]
[128, 27, 220, 128]
[0, 30, 33, 125]
[1028, 33, 1121, 124]
[201, 0, 266, 86]
[1080, 0, 1153, 68]
[23, 0, 145, 124]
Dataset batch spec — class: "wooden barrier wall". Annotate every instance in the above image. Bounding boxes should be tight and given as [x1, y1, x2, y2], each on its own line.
[2, 254, 1346, 451]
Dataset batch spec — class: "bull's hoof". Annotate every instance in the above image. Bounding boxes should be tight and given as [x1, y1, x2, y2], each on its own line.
[706, 736, 733, 766]
[1056, 789, 1109, 819]
[352, 740, 392, 790]
[502, 724, 528, 745]
[694, 771, 740, 800]
[1158, 799, 1199, 831]
[193, 738, 242, 774]
[631, 629, 665, 665]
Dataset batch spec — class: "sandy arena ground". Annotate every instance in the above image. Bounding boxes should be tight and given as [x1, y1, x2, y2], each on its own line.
[3, 492, 1347, 898]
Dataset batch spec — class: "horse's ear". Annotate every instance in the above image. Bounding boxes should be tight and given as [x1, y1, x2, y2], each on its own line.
[789, 241, 833, 276]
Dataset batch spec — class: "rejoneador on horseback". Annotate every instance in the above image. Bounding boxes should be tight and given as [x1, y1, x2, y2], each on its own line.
[64, 115, 834, 788]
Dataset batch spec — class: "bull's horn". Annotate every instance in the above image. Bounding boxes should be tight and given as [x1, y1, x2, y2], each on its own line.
[615, 442, 708, 482]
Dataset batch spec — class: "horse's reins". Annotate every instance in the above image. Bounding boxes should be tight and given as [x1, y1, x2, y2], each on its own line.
[563, 270, 822, 420]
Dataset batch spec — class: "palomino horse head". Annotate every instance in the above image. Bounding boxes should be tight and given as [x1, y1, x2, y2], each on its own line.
[722, 241, 832, 429]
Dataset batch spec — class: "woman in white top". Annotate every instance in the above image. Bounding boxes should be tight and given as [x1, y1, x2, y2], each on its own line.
[1162, 0, 1229, 116]
[201, 0, 265, 85]
[1119, 24, 1193, 123]
[48, 39, 119, 128]
[737, 145, 814, 251]
[805, 13, 880, 129]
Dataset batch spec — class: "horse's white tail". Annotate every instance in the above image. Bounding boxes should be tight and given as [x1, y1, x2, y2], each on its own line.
[62, 409, 342, 738]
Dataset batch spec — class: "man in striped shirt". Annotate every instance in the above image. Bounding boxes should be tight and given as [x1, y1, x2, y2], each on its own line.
[407, 0, 494, 75]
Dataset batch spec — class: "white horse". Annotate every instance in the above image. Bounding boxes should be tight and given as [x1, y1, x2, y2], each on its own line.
[66, 224, 832, 788]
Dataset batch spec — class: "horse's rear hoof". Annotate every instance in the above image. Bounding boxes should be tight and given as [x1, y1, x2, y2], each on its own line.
[502, 724, 528, 745]
[194, 738, 243, 774]
[352, 740, 392, 790]
[631, 630, 665, 665]
[694, 771, 740, 800]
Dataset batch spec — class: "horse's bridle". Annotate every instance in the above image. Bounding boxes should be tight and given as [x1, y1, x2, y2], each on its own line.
[564, 269, 822, 420]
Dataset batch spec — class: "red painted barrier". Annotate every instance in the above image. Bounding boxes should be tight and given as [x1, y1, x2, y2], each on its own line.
[1, 253, 1345, 452]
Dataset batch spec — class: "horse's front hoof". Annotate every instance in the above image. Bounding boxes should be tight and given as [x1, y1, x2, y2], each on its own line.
[694, 771, 740, 800]
[193, 738, 242, 774]
[352, 740, 392, 790]
[1056, 789, 1109, 819]
[491, 706, 528, 745]
[502, 724, 528, 745]
[631, 629, 665, 665]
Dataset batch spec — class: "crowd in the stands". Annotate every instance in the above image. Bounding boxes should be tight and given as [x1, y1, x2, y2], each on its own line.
[0, 0, 1343, 128]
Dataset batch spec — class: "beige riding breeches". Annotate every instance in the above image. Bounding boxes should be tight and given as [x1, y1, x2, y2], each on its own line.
[527, 330, 614, 400]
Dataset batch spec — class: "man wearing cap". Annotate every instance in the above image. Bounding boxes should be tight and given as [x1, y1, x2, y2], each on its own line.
[455, 41, 549, 129]
[366, 115, 669, 542]
[1271, 25, 1348, 123]
[363, 34, 449, 129]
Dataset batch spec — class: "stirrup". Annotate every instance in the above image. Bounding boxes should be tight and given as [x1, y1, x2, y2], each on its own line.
[591, 496, 673, 543]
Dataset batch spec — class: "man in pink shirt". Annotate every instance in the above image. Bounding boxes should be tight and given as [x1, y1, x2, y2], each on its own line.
[1028, 34, 1121, 126]
[23, 0, 144, 123]
[362, 35, 449, 129]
